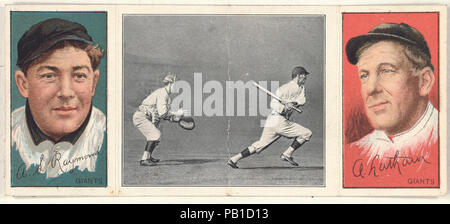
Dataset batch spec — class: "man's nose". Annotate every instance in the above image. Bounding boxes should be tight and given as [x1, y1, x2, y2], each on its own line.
[365, 73, 383, 96]
[57, 74, 75, 100]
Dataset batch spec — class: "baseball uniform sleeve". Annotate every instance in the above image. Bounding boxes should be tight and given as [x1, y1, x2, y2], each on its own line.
[139, 94, 156, 116]
[270, 88, 286, 114]
[157, 92, 171, 119]
[295, 86, 306, 106]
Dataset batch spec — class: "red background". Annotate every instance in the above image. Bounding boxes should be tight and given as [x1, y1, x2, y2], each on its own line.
[343, 12, 440, 144]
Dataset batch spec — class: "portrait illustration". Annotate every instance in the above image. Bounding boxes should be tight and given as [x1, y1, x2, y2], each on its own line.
[343, 13, 440, 188]
[10, 12, 107, 187]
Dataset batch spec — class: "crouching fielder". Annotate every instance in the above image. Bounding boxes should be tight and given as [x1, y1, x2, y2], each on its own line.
[227, 66, 312, 168]
[133, 74, 184, 166]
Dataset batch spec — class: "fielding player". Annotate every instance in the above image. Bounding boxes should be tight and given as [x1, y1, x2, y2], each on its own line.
[133, 74, 185, 166]
[227, 66, 312, 168]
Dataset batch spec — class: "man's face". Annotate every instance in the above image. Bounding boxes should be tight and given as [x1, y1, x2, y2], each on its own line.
[297, 74, 307, 85]
[16, 46, 99, 140]
[357, 41, 422, 135]
[169, 82, 176, 94]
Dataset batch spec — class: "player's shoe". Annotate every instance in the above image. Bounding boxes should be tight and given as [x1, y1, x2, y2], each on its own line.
[227, 159, 239, 169]
[149, 157, 160, 163]
[140, 159, 157, 166]
[280, 154, 299, 167]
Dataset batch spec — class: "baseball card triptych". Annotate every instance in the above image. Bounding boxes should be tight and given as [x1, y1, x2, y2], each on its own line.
[0, 4, 447, 198]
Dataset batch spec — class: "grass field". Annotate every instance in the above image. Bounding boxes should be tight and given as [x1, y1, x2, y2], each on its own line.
[122, 116, 324, 187]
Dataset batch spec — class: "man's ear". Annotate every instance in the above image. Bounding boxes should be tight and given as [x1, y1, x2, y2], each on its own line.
[91, 69, 100, 96]
[418, 67, 435, 97]
[14, 70, 29, 98]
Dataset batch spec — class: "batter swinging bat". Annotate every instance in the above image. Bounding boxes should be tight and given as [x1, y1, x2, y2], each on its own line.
[252, 81, 303, 113]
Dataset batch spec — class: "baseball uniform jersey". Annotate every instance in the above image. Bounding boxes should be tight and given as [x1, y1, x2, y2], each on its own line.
[344, 102, 439, 187]
[249, 79, 312, 153]
[133, 87, 172, 141]
[11, 103, 106, 179]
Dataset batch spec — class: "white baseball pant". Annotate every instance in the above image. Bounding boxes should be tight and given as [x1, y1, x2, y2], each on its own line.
[249, 114, 312, 154]
[132, 111, 161, 141]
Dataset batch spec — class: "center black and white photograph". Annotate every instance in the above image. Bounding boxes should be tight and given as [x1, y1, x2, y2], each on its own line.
[122, 14, 325, 187]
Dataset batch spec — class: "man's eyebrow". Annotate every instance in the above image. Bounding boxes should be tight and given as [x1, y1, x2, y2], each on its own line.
[377, 63, 397, 71]
[358, 69, 369, 74]
[73, 65, 92, 71]
[36, 65, 59, 73]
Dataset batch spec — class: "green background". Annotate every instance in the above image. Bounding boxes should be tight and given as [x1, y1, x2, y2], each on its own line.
[10, 11, 107, 187]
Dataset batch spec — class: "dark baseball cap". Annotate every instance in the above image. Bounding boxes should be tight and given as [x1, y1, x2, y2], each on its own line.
[16, 18, 95, 70]
[345, 22, 431, 65]
[292, 66, 310, 76]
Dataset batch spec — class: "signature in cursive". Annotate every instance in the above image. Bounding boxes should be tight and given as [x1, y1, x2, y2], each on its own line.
[352, 151, 431, 178]
[15, 149, 100, 180]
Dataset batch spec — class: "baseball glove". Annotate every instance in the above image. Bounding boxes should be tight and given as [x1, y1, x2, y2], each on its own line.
[178, 116, 195, 130]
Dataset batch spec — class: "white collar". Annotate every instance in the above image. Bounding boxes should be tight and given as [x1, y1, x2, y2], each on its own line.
[370, 102, 436, 144]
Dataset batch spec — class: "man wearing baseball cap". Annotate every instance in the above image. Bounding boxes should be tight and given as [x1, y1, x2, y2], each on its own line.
[344, 23, 439, 187]
[227, 66, 312, 168]
[133, 74, 185, 166]
[12, 18, 106, 179]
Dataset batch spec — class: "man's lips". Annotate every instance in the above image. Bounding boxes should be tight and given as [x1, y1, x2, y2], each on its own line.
[368, 101, 389, 112]
[53, 106, 77, 114]
[54, 106, 76, 111]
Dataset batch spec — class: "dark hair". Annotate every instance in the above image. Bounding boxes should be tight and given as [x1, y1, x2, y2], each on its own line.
[21, 40, 104, 74]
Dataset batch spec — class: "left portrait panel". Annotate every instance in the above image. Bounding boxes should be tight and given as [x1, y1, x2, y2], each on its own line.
[8, 11, 108, 188]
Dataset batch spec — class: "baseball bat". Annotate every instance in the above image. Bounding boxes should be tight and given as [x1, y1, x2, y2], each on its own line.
[252, 81, 302, 113]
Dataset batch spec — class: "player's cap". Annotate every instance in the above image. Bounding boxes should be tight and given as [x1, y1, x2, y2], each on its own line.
[163, 74, 177, 84]
[292, 66, 310, 77]
[346, 22, 431, 65]
[17, 18, 96, 70]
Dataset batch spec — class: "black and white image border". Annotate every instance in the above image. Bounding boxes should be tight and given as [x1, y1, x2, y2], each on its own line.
[122, 14, 325, 187]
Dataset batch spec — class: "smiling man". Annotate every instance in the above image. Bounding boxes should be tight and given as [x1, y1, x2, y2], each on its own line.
[344, 23, 439, 187]
[11, 18, 106, 179]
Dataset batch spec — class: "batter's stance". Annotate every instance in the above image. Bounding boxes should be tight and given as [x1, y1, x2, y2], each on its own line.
[133, 74, 184, 166]
[227, 66, 312, 168]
